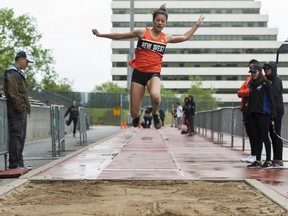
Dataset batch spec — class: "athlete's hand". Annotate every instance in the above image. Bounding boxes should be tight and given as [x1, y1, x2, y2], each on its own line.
[196, 15, 205, 27]
[92, 29, 101, 37]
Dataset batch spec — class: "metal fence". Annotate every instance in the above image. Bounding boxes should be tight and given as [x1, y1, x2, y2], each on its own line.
[195, 104, 288, 149]
[0, 98, 8, 169]
[50, 105, 66, 157]
[86, 92, 179, 111]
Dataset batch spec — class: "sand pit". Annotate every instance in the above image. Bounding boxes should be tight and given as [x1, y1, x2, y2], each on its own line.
[0, 180, 287, 216]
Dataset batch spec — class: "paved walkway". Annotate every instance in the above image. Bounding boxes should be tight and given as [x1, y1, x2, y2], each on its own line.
[1, 126, 288, 210]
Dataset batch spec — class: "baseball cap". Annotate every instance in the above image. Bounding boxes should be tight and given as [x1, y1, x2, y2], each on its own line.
[249, 64, 262, 73]
[15, 51, 34, 63]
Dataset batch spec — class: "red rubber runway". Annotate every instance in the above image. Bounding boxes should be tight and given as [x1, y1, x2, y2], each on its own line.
[33, 127, 288, 200]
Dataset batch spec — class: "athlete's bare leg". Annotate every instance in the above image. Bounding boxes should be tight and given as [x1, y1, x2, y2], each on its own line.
[147, 76, 161, 115]
[130, 81, 146, 119]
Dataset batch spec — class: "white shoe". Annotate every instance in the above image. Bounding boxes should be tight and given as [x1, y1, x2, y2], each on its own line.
[246, 155, 256, 163]
[240, 155, 250, 162]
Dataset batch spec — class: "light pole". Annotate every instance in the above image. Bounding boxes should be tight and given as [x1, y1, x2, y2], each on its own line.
[127, 0, 134, 125]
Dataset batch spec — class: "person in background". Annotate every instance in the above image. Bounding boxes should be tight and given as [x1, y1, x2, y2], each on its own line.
[237, 59, 259, 163]
[263, 61, 284, 168]
[142, 107, 152, 128]
[170, 104, 176, 127]
[159, 109, 165, 127]
[182, 97, 190, 134]
[92, 5, 204, 129]
[186, 95, 196, 136]
[3, 51, 33, 169]
[65, 100, 79, 137]
[246, 64, 276, 169]
[176, 102, 183, 130]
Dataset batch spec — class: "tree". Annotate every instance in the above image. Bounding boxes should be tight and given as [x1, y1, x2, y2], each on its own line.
[0, 8, 72, 91]
[93, 81, 127, 94]
[160, 84, 177, 98]
[187, 76, 221, 111]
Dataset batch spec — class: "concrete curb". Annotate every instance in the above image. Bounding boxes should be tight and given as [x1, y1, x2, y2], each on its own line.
[245, 179, 288, 211]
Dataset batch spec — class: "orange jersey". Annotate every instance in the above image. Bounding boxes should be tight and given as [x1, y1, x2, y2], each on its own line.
[129, 28, 167, 73]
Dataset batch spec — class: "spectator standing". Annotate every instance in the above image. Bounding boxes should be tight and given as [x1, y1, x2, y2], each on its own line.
[246, 64, 276, 169]
[159, 109, 165, 127]
[237, 59, 259, 163]
[263, 61, 284, 168]
[65, 100, 79, 137]
[3, 51, 33, 169]
[170, 104, 176, 127]
[186, 95, 196, 136]
[182, 97, 190, 134]
[176, 102, 183, 130]
[141, 107, 152, 128]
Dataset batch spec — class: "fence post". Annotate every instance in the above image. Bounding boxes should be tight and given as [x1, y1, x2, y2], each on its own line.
[0, 98, 9, 170]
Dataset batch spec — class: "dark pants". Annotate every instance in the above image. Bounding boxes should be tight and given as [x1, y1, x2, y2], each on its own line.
[67, 117, 78, 135]
[249, 113, 271, 161]
[184, 116, 190, 132]
[188, 115, 195, 133]
[269, 113, 283, 160]
[8, 112, 27, 168]
[243, 113, 257, 156]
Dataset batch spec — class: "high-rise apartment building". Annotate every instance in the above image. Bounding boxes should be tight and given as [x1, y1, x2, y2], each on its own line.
[110, 0, 288, 104]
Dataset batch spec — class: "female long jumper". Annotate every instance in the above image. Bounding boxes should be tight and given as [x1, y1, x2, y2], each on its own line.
[92, 5, 204, 129]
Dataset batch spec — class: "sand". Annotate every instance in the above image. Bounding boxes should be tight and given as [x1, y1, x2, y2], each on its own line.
[0, 180, 287, 216]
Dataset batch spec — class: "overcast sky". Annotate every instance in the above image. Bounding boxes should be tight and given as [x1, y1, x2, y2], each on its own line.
[1, 0, 287, 92]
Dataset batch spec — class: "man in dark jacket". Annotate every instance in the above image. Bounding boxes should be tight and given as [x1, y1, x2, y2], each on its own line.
[263, 61, 284, 168]
[65, 100, 79, 137]
[4, 51, 33, 169]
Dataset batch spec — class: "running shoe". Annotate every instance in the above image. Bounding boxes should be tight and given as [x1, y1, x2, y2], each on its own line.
[240, 155, 256, 163]
[261, 161, 273, 169]
[272, 160, 284, 168]
[247, 161, 261, 169]
[132, 116, 140, 127]
[152, 112, 162, 129]
[240, 155, 250, 162]
[246, 155, 256, 163]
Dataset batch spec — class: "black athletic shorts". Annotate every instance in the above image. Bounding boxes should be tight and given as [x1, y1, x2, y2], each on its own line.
[131, 69, 161, 86]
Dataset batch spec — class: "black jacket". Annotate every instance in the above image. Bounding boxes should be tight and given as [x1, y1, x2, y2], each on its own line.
[65, 105, 79, 119]
[248, 73, 276, 117]
[264, 61, 284, 115]
[183, 101, 196, 116]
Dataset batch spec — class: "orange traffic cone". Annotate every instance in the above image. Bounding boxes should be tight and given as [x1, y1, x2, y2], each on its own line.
[120, 122, 123, 129]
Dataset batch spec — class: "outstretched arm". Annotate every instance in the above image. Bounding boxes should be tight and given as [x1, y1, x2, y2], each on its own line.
[92, 28, 145, 40]
[166, 15, 204, 43]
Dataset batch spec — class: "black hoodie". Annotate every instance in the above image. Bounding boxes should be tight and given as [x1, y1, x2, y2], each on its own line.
[263, 61, 284, 115]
